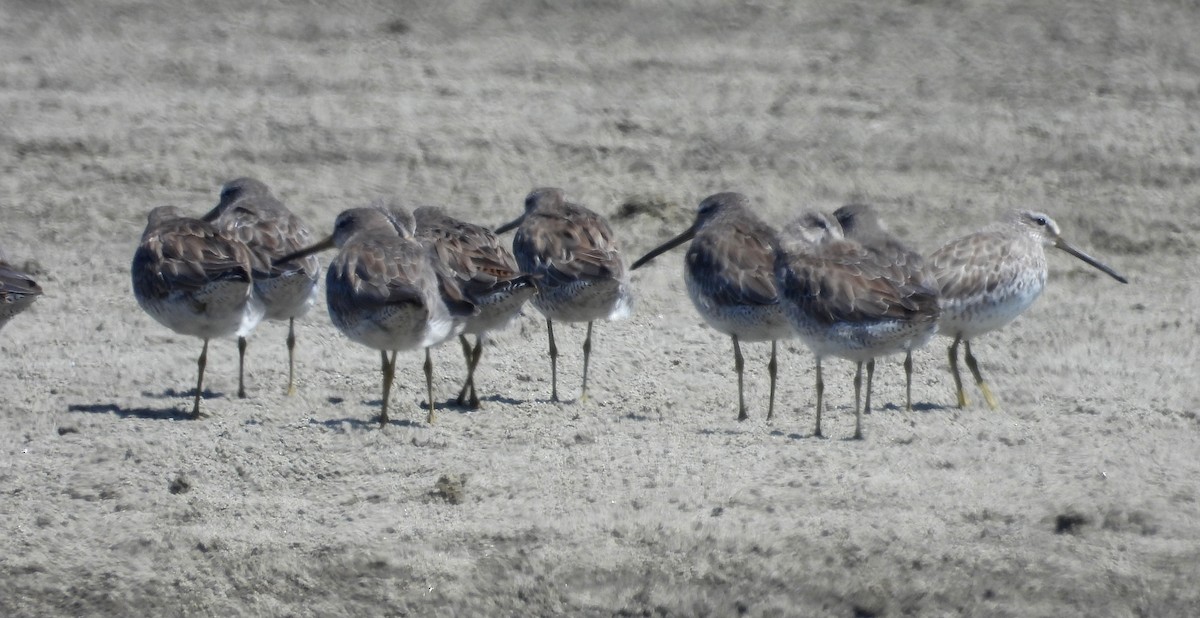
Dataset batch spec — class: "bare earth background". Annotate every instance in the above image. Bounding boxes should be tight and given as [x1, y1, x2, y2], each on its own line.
[1, 0, 1198, 615]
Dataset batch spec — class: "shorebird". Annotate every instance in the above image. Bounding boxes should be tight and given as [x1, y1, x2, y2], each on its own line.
[202, 177, 320, 397]
[631, 192, 791, 421]
[775, 211, 940, 439]
[494, 187, 632, 402]
[277, 202, 474, 426]
[0, 253, 43, 330]
[414, 206, 536, 409]
[929, 210, 1128, 409]
[834, 203, 940, 411]
[131, 206, 265, 418]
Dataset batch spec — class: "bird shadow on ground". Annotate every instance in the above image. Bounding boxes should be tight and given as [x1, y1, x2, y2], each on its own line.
[870, 401, 948, 413]
[141, 388, 225, 401]
[309, 416, 426, 431]
[697, 426, 754, 437]
[768, 429, 811, 441]
[67, 402, 194, 421]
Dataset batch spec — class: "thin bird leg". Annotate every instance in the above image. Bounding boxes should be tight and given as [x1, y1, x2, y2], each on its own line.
[963, 340, 999, 410]
[424, 347, 436, 424]
[286, 317, 297, 397]
[192, 339, 209, 419]
[237, 336, 249, 399]
[814, 358, 824, 438]
[853, 361, 864, 440]
[732, 335, 746, 421]
[904, 350, 914, 412]
[547, 318, 559, 402]
[580, 321, 594, 402]
[455, 334, 472, 406]
[380, 350, 397, 428]
[468, 337, 483, 408]
[766, 340, 778, 422]
[866, 359, 876, 414]
[948, 336, 968, 409]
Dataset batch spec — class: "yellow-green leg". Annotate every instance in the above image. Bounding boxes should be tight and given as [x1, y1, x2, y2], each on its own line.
[547, 318, 559, 402]
[580, 321, 594, 402]
[424, 347, 436, 424]
[732, 335, 746, 421]
[192, 339, 209, 419]
[853, 361, 864, 440]
[286, 317, 297, 397]
[380, 350, 397, 428]
[904, 350, 913, 412]
[964, 340, 999, 410]
[455, 334, 478, 408]
[766, 340, 778, 422]
[237, 336, 248, 399]
[813, 357, 824, 438]
[948, 336, 968, 408]
[467, 337, 483, 407]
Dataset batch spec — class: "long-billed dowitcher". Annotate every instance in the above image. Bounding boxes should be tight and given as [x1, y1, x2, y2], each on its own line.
[929, 210, 1128, 409]
[0, 252, 43, 330]
[494, 187, 632, 402]
[131, 206, 265, 418]
[834, 203, 940, 411]
[631, 192, 791, 421]
[277, 202, 474, 427]
[203, 177, 320, 397]
[414, 206, 536, 409]
[775, 211, 940, 439]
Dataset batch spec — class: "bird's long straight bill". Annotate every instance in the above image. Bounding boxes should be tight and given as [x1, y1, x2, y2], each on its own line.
[274, 236, 335, 267]
[631, 227, 697, 270]
[1055, 239, 1129, 284]
[493, 217, 522, 234]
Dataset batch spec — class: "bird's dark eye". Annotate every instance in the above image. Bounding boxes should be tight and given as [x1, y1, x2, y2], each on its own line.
[1034, 216, 1047, 226]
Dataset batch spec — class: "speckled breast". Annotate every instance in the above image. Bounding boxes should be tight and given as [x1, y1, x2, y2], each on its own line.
[463, 285, 537, 335]
[531, 278, 631, 323]
[781, 301, 935, 363]
[136, 279, 263, 340]
[939, 267, 1047, 340]
[255, 270, 319, 321]
[684, 273, 790, 342]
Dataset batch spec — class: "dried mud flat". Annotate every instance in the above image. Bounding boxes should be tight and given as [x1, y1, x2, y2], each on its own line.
[1, 1, 1198, 616]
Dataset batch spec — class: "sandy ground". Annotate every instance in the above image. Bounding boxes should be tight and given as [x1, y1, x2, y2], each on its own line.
[2, 1, 1199, 615]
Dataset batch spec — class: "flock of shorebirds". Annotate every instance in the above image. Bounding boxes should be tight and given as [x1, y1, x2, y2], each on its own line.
[1, 178, 1129, 439]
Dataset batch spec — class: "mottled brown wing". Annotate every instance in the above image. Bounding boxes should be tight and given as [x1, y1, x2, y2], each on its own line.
[326, 234, 427, 316]
[415, 207, 523, 295]
[860, 239, 940, 293]
[512, 205, 625, 287]
[687, 218, 779, 307]
[929, 230, 1020, 300]
[780, 240, 939, 325]
[206, 197, 319, 278]
[134, 219, 255, 299]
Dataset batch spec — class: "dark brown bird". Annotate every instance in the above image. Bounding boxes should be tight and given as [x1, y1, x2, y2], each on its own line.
[495, 187, 632, 402]
[132, 206, 264, 418]
[203, 177, 320, 397]
[775, 211, 940, 439]
[632, 192, 791, 422]
[414, 206, 535, 409]
[278, 202, 474, 427]
[833, 203, 940, 411]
